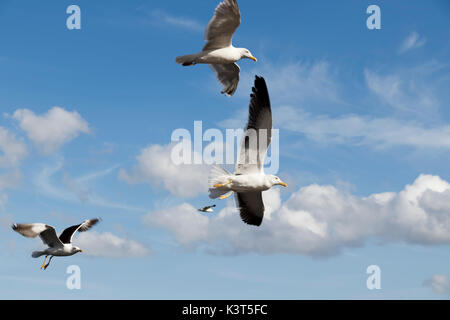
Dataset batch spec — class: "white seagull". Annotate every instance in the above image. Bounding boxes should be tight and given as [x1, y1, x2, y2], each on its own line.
[12, 218, 100, 270]
[176, 0, 257, 96]
[208, 76, 287, 226]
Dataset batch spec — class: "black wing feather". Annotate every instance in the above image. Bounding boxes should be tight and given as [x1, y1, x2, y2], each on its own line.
[235, 192, 264, 226]
[59, 218, 100, 244]
[246, 76, 271, 132]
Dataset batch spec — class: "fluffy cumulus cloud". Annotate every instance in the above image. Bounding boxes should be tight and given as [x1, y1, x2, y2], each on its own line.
[143, 175, 450, 256]
[119, 143, 209, 198]
[75, 231, 150, 258]
[423, 274, 450, 294]
[12, 107, 89, 154]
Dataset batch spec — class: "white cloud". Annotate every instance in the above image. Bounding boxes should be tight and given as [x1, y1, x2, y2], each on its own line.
[0, 193, 7, 209]
[143, 174, 450, 256]
[34, 160, 146, 212]
[12, 107, 89, 154]
[239, 61, 339, 104]
[61, 164, 121, 203]
[75, 231, 150, 258]
[119, 143, 209, 198]
[141, 9, 203, 32]
[276, 105, 450, 149]
[0, 127, 26, 207]
[144, 202, 209, 246]
[0, 127, 27, 168]
[222, 59, 448, 150]
[399, 32, 426, 54]
[423, 274, 450, 294]
[364, 68, 438, 116]
[0, 169, 22, 191]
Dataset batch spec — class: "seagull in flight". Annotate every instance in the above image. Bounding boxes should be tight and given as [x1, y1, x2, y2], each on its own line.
[176, 0, 257, 96]
[12, 218, 100, 270]
[208, 76, 287, 226]
[198, 204, 216, 213]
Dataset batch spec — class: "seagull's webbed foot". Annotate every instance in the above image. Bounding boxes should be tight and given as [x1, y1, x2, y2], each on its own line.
[219, 191, 233, 200]
[40, 256, 48, 270]
[214, 180, 232, 188]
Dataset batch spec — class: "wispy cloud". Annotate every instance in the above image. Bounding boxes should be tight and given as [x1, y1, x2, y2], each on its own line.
[364, 66, 439, 118]
[423, 274, 450, 294]
[239, 60, 340, 105]
[34, 160, 146, 212]
[223, 58, 449, 151]
[0, 127, 27, 168]
[399, 32, 426, 54]
[140, 8, 203, 32]
[276, 105, 450, 150]
[0, 126, 27, 208]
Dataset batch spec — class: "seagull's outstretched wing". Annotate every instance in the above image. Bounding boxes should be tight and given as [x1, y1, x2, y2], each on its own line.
[235, 192, 264, 226]
[203, 0, 241, 51]
[235, 76, 272, 175]
[12, 223, 63, 248]
[209, 63, 240, 96]
[58, 218, 100, 244]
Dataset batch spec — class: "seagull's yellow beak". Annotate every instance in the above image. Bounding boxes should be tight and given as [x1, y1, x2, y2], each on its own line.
[279, 182, 288, 188]
[250, 56, 257, 62]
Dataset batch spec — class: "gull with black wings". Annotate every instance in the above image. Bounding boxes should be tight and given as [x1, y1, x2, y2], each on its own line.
[12, 218, 100, 270]
[208, 76, 287, 226]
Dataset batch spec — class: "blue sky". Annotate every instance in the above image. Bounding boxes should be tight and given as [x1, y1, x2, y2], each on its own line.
[1, 0, 450, 299]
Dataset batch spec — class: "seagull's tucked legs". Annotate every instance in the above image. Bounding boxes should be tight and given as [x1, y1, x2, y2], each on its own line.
[43, 256, 53, 270]
[214, 179, 232, 188]
[40, 255, 48, 269]
[219, 191, 233, 200]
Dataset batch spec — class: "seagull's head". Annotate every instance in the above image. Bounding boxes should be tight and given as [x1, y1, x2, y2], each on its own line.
[240, 48, 257, 62]
[72, 246, 83, 254]
[268, 175, 288, 188]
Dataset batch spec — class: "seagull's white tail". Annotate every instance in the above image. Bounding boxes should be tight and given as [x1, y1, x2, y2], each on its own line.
[208, 166, 233, 199]
[32, 251, 45, 258]
[176, 54, 199, 66]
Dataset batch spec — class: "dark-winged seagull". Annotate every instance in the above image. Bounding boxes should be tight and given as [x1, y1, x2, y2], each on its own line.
[12, 218, 100, 270]
[208, 76, 287, 226]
